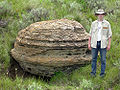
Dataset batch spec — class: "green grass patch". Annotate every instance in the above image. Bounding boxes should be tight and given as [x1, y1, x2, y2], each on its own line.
[0, 0, 120, 89]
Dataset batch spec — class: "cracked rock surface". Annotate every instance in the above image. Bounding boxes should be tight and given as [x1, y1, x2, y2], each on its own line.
[11, 19, 91, 77]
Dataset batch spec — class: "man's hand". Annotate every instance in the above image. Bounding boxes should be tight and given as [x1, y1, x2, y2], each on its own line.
[88, 37, 91, 50]
[107, 37, 111, 51]
[107, 45, 110, 51]
[88, 43, 91, 50]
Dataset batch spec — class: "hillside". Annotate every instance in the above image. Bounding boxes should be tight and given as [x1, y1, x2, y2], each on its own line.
[0, 0, 120, 89]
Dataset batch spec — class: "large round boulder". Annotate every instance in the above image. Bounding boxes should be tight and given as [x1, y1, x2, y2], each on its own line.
[11, 19, 91, 77]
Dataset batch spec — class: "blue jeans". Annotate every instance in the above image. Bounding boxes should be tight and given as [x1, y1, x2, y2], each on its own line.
[91, 41, 107, 76]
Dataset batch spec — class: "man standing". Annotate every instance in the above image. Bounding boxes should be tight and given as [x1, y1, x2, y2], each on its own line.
[88, 9, 112, 77]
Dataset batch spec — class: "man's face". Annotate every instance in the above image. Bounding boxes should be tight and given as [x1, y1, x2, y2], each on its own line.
[97, 14, 104, 20]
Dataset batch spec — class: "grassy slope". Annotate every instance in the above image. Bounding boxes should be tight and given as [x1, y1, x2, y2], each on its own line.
[0, 0, 120, 89]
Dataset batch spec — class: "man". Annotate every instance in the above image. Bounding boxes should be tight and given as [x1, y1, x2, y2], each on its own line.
[88, 9, 112, 77]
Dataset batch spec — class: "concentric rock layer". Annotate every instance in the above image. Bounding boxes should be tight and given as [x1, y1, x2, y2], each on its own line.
[11, 19, 91, 77]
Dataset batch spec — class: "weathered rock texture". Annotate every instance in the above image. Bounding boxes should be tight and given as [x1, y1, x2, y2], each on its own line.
[11, 19, 91, 77]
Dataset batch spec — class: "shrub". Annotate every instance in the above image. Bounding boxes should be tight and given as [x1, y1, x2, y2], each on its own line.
[80, 79, 93, 89]
[17, 7, 50, 30]
[27, 0, 42, 9]
[30, 7, 49, 21]
[0, 0, 13, 18]
[69, 1, 82, 11]
[113, 58, 120, 69]
[85, 0, 106, 10]
[23, 7, 49, 22]
[27, 82, 43, 90]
